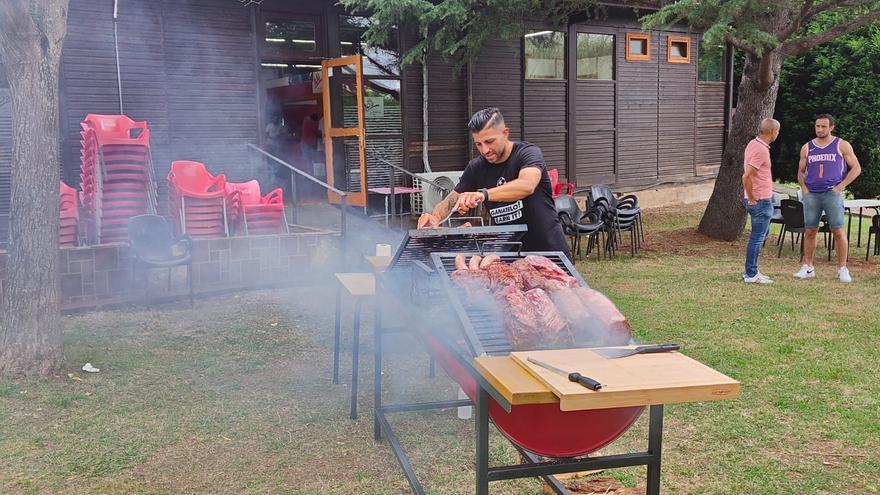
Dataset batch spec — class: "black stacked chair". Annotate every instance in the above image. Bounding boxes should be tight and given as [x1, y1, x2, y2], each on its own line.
[589, 185, 643, 256]
[128, 214, 194, 305]
[866, 214, 880, 261]
[554, 195, 605, 260]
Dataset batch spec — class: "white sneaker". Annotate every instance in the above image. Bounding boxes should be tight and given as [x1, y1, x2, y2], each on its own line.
[744, 273, 773, 284]
[838, 267, 852, 283]
[793, 265, 815, 279]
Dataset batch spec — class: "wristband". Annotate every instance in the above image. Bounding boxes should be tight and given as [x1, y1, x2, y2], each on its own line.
[478, 188, 489, 202]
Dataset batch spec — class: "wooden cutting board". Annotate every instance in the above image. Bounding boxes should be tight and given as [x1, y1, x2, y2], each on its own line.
[509, 347, 740, 411]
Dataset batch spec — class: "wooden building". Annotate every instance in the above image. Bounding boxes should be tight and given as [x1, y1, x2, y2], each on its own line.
[0, 0, 732, 242]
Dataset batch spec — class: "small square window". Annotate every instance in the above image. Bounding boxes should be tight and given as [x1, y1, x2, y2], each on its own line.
[626, 33, 650, 61]
[667, 36, 691, 64]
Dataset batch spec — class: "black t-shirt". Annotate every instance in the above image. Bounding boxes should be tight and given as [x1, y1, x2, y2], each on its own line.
[455, 142, 569, 255]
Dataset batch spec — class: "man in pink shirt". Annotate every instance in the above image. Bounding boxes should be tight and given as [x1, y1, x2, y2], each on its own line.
[741, 118, 780, 284]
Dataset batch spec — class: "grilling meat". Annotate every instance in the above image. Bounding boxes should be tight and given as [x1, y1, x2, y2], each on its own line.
[451, 268, 491, 300]
[524, 288, 573, 347]
[454, 254, 467, 271]
[485, 262, 525, 291]
[449, 255, 630, 350]
[523, 255, 578, 288]
[479, 254, 501, 269]
[469, 255, 482, 271]
[496, 285, 541, 350]
[573, 286, 632, 346]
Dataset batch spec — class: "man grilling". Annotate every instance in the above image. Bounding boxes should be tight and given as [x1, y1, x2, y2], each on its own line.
[417, 107, 571, 259]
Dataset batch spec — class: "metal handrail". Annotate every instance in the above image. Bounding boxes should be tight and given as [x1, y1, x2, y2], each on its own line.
[246, 144, 348, 263]
[247, 144, 346, 195]
[371, 153, 450, 229]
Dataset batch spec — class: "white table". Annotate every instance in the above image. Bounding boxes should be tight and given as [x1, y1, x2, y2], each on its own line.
[844, 199, 880, 247]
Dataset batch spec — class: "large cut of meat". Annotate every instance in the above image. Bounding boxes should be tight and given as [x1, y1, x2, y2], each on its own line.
[524, 288, 573, 348]
[523, 255, 578, 288]
[572, 286, 633, 346]
[485, 262, 525, 291]
[513, 258, 572, 292]
[451, 269, 491, 300]
[495, 285, 541, 350]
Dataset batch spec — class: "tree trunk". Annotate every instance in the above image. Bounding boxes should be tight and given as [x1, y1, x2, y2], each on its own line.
[698, 52, 783, 241]
[0, 0, 69, 375]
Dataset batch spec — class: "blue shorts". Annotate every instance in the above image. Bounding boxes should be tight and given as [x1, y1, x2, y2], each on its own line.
[803, 190, 845, 229]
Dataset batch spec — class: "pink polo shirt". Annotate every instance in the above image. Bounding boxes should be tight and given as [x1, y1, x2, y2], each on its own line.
[743, 138, 773, 200]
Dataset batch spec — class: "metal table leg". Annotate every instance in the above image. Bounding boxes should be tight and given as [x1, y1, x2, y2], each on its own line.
[646, 404, 664, 495]
[350, 298, 363, 420]
[374, 299, 383, 440]
[476, 386, 489, 495]
[332, 283, 342, 385]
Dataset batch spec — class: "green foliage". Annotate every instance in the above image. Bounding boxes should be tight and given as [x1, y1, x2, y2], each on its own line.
[641, 0, 784, 56]
[774, 20, 880, 198]
[337, 0, 601, 66]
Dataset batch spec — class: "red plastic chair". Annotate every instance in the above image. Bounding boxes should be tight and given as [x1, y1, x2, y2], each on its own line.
[226, 180, 286, 235]
[59, 181, 80, 247]
[167, 160, 231, 238]
[548, 168, 574, 199]
[83, 114, 151, 147]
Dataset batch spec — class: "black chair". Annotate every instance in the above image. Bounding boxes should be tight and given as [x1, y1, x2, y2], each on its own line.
[777, 199, 806, 260]
[589, 184, 644, 244]
[554, 195, 605, 260]
[591, 196, 640, 257]
[866, 214, 880, 261]
[128, 215, 194, 305]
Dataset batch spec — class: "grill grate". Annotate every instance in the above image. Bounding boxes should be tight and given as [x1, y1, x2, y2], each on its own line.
[387, 225, 527, 273]
[431, 252, 587, 357]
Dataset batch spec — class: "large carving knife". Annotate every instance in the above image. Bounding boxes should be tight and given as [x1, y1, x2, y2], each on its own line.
[526, 357, 603, 391]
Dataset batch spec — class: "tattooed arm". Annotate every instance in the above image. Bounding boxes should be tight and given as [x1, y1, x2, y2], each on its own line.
[417, 191, 459, 229]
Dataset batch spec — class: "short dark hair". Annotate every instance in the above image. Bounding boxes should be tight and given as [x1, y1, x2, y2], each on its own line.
[815, 113, 835, 127]
[468, 107, 505, 133]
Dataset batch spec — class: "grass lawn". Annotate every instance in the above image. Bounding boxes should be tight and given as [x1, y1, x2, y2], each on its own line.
[1, 203, 878, 494]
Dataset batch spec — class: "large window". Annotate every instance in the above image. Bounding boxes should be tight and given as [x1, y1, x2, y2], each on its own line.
[262, 16, 319, 58]
[525, 31, 565, 80]
[698, 42, 724, 81]
[576, 33, 614, 80]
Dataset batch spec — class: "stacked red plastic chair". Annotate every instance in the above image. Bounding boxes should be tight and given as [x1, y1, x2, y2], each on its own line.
[79, 114, 158, 244]
[59, 181, 79, 247]
[167, 160, 231, 239]
[226, 180, 287, 235]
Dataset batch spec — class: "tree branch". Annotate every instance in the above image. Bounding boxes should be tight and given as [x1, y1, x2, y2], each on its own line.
[776, 0, 814, 41]
[781, 7, 880, 56]
[724, 32, 759, 55]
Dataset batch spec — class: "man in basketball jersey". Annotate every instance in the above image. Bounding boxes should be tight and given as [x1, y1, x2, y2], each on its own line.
[794, 114, 862, 282]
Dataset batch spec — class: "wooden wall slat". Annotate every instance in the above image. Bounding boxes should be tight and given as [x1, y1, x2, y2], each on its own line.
[658, 33, 696, 178]
[616, 30, 658, 183]
[472, 39, 522, 141]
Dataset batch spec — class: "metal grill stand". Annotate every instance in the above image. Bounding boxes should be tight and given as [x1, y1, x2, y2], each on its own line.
[372, 298, 666, 495]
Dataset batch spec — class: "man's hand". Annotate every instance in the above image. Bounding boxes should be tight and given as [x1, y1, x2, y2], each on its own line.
[454, 192, 484, 214]
[747, 198, 757, 206]
[832, 184, 845, 194]
[417, 212, 440, 229]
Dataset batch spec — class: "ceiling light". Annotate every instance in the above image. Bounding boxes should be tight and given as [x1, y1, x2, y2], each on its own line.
[265, 38, 286, 43]
[261, 63, 288, 68]
[525, 30, 553, 38]
[289, 39, 316, 44]
[340, 41, 354, 46]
